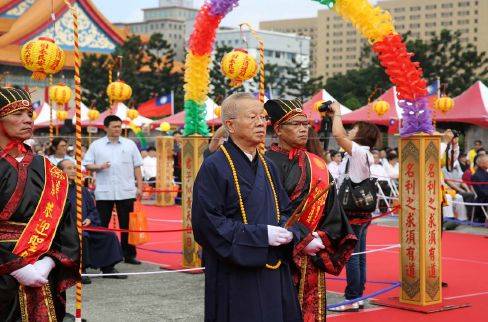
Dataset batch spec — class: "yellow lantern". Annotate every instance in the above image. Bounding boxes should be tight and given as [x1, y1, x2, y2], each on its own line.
[372, 100, 390, 116]
[49, 83, 71, 106]
[160, 122, 171, 132]
[434, 96, 454, 113]
[214, 106, 221, 118]
[221, 49, 258, 87]
[56, 110, 68, 122]
[107, 80, 132, 102]
[87, 109, 100, 122]
[32, 111, 38, 121]
[20, 37, 65, 80]
[127, 108, 139, 120]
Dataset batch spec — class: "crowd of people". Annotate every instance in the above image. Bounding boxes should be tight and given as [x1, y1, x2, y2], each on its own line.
[1, 86, 486, 321]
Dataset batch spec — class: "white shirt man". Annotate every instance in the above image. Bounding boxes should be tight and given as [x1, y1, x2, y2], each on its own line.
[142, 149, 157, 181]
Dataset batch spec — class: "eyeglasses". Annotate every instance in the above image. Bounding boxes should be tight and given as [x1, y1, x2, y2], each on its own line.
[281, 121, 310, 128]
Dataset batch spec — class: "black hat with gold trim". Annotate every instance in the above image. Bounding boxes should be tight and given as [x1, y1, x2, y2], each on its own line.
[0, 87, 33, 119]
[264, 98, 306, 127]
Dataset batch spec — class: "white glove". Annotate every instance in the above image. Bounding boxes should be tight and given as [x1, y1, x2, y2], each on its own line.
[32, 256, 55, 280]
[267, 225, 293, 246]
[303, 232, 325, 256]
[10, 264, 48, 287]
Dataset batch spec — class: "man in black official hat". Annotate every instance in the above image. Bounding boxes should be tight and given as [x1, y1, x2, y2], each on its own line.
[0, 87, 79, 322]
[264, 98, 357, 319]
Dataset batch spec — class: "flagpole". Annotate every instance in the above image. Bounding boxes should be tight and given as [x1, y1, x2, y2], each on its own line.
[436, 77, 441, 98]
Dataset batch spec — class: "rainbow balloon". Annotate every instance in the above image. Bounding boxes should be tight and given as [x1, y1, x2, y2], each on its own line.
[184, 0, 433, 136]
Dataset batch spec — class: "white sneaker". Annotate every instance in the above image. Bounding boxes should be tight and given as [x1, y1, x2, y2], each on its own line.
[328, 302, 360, 312]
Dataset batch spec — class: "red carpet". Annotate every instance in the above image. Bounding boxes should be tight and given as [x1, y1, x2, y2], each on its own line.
[135, 205, 488, 322]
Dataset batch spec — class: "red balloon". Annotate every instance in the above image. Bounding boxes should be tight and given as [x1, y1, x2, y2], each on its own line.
[188, 5, 223, 56]
[373, 33, 428, 101]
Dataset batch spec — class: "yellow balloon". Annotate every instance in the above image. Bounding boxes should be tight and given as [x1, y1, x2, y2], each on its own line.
[373, 100, 390, 116]
[184, 52, 211, 104]
[334, 0, 396, 44]
[160, 122, 171, 132]
[87, 109, 100, 121]
[127, 108, 139, 120]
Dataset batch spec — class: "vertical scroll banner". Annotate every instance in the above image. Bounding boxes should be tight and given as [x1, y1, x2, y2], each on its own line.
[399, 135, 442, 305]
[182, 137, 208, 268]
[156, 136, 176, 206]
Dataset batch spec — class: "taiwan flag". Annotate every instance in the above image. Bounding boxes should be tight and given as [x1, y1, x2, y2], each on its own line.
[137, 93, 174, 118]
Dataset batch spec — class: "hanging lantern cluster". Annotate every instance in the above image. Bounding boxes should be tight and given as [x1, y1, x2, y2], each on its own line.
[434, 96, 454, 114]
[372, 100, 390, 116]
[87, 109, 100, 121]
[221, 49, 258, 87]
[160, 122, 171, 132]
[20, 37, 65, 81]
[56, 110, 68, 122]
[107, 80, 132, 103]
[127, 108, 139, 120]
[49, 83, 71, 106]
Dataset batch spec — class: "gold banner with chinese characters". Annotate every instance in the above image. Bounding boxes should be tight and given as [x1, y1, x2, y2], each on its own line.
[156, 136, 176, 206]
[399, 134, 442, 306]
[182, 136, 208, 268]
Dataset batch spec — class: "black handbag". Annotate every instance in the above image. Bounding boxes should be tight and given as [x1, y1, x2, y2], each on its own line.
[338, 155, 378, 213]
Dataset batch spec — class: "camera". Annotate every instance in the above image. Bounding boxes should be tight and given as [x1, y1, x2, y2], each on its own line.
[318, 100, 333, 113]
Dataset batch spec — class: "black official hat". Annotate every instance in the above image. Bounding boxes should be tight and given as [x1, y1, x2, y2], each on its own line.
[0, 87, 33, 118]
[264, 98, 305, 127]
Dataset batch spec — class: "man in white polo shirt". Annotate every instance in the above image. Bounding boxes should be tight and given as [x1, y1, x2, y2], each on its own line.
[83, 115, 144, 265]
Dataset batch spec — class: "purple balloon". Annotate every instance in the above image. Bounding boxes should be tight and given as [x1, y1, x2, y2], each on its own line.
[208, 0, 240, 16]
[399, 97, 434, 137]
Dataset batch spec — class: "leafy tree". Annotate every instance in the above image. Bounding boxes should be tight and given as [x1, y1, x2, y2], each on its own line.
[263, 63, 287, 98]
[326, 29, 488, 108]
[285, 58, 324, 101]
[209, 44, 233, 105]
[81, 33, 184, 112]
[80, 54, 110, 109]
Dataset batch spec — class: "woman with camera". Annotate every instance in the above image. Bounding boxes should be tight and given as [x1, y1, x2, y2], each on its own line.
[326, 102, 381, 312]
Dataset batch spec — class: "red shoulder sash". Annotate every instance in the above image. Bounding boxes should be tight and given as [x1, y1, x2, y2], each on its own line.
[13, 158, 69, 263]
[296, 152, 330, 231]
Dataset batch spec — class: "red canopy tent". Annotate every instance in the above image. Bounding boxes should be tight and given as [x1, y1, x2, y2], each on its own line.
[152, 110, 221, 129]
[434, 81, 488, 127]
[341, 87, 401, 126]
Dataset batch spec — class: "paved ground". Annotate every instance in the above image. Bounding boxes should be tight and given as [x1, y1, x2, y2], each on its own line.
[65, 262, 359, 321]
[65, 217, 486, 321]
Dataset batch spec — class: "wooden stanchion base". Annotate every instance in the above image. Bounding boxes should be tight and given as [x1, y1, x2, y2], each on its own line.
[372, 297, 470, 314]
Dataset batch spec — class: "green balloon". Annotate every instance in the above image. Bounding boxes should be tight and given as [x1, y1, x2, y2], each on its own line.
[313, 0, 335, 8]
[183, 100, 210, 136]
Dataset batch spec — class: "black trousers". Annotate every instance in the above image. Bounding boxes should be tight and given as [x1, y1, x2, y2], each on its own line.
[96, 199, 136, 259]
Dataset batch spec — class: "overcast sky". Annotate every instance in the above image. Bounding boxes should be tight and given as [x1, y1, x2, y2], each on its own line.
[94, 0, 327, 28]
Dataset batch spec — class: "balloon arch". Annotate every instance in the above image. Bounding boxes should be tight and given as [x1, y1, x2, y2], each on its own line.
[183, 0, 435, 137]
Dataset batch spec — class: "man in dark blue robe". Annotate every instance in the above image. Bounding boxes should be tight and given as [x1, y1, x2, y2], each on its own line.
[59, 160, 124, 282]
[192, 93, 313, 322]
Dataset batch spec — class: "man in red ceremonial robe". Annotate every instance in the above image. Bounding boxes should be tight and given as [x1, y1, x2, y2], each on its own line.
[0, 87, 79, 322]
[264, 98, 357, 321]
